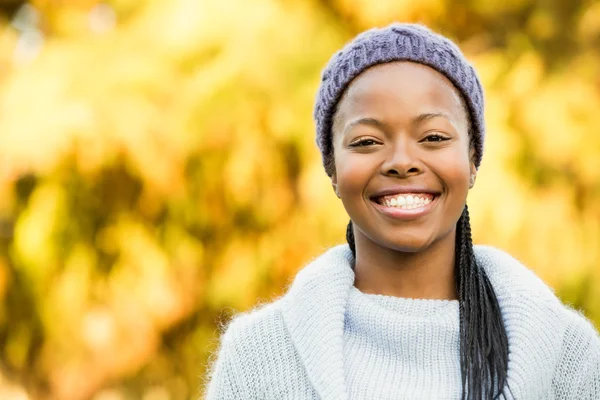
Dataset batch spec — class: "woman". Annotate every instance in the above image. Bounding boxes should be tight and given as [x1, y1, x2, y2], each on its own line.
[204, 23, 600, 399]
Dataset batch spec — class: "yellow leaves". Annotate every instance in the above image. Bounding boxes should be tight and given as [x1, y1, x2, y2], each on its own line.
[81, 307, 117, 353]
[469, 45, 600, 298]
[52, 7, 95, 36]
[472, 51, 509, 86]
[12, 183, 64, 287]
[469, 0, 527, 15]
[223, 133, 295, 226]
[518, 190, 582, 284]
[0, 22, 19, 66]
[206, 237, 258, 310]
[49, 243, 94, 330]
[518, 77, 600, 173]
[164, 223, 204, 272]
[503, 52, 544, 100]
[334, 0, 444, 27]
[109, 219, 189, 328]
[5, 323, 31, 369]
[0, 61, 75, 171]
[578, 2, 600, 42]
[0, 375, 29, 400]
[34, 215, 201, 398]
[298, 161, 335, 210]
[527, 10, 556, 40]
[223, 135, 263, 208]
[470, 164, 527, 243]
[2, 0, 600, 397]
[0, 259, 9, 306]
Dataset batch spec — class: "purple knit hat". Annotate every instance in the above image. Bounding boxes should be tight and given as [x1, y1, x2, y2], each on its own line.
[314, 23, 485, 176]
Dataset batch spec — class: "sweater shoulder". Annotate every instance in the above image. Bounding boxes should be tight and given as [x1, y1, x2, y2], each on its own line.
[474, 245, 599, 331]
[552, 306, 600, 398]
[221, 299, 287, 346]
[474, 245, 559, 303]
[203, 299, 290, 399]
[560, 306, 600, 357]
[473, 245, 600, 398]
[474, 246, 595, 323]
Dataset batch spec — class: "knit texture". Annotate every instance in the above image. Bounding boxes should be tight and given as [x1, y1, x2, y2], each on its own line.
[313, 23, 486, 174]
[344, 288, 461, 399]
[204, 245, 600, 399]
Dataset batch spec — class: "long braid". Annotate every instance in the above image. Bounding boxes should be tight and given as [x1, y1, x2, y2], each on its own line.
[346, 220, 356, 258]
[455, 205, 510, 399]
[344, 205, 510, 399]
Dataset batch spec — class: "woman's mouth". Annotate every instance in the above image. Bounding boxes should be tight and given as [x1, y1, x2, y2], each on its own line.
[374, 193, 435, 210]
[370, 192, 439, 220]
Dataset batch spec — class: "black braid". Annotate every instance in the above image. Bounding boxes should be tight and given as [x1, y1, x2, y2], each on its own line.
[345, 205, 510, 399]
[346, 220, 356, 258]
[456, 205, 510, 399]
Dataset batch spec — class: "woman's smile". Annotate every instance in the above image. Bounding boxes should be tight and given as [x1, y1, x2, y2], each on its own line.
[369, 187, 441, 221]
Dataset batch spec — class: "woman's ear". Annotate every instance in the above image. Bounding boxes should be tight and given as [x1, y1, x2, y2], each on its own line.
[469, 148, 477, 189]
[331, 173, 341, 198]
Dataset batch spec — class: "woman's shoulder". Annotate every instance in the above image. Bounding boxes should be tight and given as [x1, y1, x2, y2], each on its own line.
[205, 301, 288, 382]
[474, 245, 599, 348]
[212, 244, 353, 354]
[474, 245, 558, 301]
[474, 245, 594, 321]
[552, 303, 600, 397]
[560, 306, 600, 350]
[474, 245, 600, 397]
[205, 299, 316, 398]
[473, 244, 599, 341]
[218, 299, 287, 348]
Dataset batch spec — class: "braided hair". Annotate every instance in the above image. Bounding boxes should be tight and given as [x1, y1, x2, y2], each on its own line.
[345, 206, 510, 399]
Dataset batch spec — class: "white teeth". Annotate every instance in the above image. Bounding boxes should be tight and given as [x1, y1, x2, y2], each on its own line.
[379, 193, 434, 210]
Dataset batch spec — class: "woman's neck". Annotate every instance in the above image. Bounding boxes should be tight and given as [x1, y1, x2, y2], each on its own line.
[352, 229, 458, 300]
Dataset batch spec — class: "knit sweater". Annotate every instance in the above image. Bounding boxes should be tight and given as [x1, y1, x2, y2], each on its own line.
[343, 287, 462, 399]
[204, 245, 600, 399]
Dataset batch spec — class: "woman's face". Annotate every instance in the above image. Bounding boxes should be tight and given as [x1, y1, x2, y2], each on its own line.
[331, 61, 476, 253]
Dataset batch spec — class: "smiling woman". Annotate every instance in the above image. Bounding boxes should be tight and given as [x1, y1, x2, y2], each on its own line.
[331, 62, 474, 258]
[204, 23, 600, 400]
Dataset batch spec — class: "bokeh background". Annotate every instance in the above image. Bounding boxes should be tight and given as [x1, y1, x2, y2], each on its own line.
[0, 0, 599, 399]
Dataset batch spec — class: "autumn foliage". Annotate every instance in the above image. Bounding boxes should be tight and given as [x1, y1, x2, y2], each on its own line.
[0, 0, 599, 399]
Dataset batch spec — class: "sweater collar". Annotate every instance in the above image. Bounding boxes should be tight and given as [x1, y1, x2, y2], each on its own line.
[280, 244, 562, 400]
[281, 245, 355, 400]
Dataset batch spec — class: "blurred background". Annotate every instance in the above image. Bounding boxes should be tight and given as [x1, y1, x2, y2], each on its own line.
[0, 0, 599, 399]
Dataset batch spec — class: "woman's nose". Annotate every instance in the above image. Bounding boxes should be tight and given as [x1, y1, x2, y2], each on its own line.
[380, 140, 423, 178]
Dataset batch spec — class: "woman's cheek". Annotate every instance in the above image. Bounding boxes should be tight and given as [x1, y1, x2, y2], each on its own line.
[434, 149, 472, 190]
[336, 154, 376, 196]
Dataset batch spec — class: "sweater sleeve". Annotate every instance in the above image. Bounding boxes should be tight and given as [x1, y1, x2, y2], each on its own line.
[552, 309, 600, 399]
[576, 354, 600, 399]
[203, 318, 252, 400]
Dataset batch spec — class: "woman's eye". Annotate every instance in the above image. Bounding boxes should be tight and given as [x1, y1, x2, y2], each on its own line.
[349, 138, 378, 147]
[423, 133, 450, 142]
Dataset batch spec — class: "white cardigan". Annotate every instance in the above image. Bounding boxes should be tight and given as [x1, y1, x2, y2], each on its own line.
[204, 245, 600, 399]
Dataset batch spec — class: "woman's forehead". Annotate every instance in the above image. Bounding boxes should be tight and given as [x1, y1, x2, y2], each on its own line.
[338, 61, 466, 121]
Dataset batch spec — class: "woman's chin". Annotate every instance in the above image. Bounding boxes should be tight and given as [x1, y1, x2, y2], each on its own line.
[374, 235, 437, 254]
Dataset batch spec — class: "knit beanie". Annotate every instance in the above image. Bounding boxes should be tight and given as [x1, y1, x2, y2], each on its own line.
[314, 23, 485, 176]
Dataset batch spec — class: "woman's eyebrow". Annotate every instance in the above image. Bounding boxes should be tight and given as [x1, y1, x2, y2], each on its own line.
[343, 117, 385, 135]
[413, 112, 453, 125]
